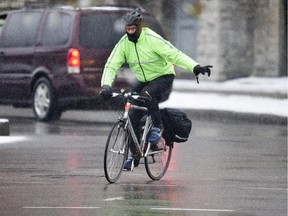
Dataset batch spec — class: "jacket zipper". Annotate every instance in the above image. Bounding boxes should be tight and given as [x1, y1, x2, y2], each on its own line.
[134, 43, 147, 82]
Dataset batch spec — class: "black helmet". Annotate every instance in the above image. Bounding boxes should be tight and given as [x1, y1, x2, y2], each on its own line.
[124, 11, 143, 26]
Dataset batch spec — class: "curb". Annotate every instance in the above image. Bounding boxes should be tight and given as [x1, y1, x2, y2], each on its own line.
[184, 109, 287, 126]
[60, 109, 287, 126]
[0, 118, 10, 136]
[0, 108, 286, 127]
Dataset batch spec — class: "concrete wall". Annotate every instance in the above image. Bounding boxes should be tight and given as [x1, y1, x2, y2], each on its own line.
[197, 0, 287, 80]
[253, 0, 287, 77]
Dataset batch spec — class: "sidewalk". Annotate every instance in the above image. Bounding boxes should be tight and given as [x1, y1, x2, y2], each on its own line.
[160, 77, 287, 125]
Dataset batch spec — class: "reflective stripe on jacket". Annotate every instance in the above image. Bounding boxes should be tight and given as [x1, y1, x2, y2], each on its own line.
[101, 28, 199, 87]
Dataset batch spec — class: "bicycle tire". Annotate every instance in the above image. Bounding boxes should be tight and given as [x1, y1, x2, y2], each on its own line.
[144, 138, 172, 180]
[104, 121, 129, 183]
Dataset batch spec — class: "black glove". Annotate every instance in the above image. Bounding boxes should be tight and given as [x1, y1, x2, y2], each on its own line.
[193, 65, 213, 77]
[100, 85, 112, 101]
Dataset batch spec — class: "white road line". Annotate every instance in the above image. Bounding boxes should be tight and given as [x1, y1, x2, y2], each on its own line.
[118, 183, 177, 187]
[24, 206, 233, 212]
[23, 207, 100, 209]
[1, 182, 50, 185]
[104, 197, 124, 201]
[151, 208, 234, 212]
[242, 186, 288, 191]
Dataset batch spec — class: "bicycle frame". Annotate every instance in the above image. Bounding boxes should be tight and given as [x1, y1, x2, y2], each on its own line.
[120, 96, 153, 158]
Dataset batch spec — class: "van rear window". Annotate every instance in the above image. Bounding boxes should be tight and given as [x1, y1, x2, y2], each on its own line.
[80, 13, 126, 49]
[42, 11, 72, 46]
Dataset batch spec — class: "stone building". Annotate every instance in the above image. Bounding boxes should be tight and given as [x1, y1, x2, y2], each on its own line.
[1, 0, 287, 80]
[196, 0, 287, 80]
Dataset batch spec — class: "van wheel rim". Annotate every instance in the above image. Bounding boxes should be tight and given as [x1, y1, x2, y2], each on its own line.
[34, 83, 51, 118]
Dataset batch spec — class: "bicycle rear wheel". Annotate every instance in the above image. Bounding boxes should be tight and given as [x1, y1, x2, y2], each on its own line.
[144, 138, 172, 180]
[104, 121, 129, 183]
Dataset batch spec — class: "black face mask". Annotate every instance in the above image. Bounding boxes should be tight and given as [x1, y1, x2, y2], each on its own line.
[126, 25, 141, 43]
[127, 31, 139, 43]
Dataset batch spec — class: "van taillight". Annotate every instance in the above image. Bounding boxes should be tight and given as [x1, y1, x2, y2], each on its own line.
[67, 48, 80, 74]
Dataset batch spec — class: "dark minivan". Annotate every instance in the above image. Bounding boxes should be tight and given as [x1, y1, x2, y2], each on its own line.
[0, 5, 164, 121]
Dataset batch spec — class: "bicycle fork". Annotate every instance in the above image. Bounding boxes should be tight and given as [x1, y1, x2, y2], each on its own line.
[123, 101, 152, 158]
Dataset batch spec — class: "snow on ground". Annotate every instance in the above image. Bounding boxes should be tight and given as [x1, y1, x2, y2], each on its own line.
[0, 136, 28, 144]
[160, 77, 288, 117]
[172, 77, 288, 95]
[160, 92, 288, 117]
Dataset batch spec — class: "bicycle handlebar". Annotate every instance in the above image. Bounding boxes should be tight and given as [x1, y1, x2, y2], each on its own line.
[112, 91, 150, 102]
[112, 91, 149, 111]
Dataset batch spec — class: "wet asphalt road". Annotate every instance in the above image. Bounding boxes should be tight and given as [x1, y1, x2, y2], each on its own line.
[0, 107, 287, 216]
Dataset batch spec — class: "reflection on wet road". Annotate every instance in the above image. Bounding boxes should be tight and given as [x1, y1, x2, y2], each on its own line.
[0, 110, 286, 216]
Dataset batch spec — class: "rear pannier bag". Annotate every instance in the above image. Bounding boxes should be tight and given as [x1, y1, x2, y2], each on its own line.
[161, 108, 192, 143]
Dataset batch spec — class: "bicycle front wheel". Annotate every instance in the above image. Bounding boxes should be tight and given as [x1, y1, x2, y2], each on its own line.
[145, 138, 172, 180]
[104, 121, 129, 183]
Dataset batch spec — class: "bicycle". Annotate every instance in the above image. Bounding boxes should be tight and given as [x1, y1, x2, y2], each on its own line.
[103, 91, 173, 183]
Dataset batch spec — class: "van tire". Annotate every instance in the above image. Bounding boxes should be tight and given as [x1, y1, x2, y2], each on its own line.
[32, 77, 61, 121]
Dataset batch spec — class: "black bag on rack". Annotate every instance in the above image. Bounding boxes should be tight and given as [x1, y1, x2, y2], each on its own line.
[161, 108, 192, 144]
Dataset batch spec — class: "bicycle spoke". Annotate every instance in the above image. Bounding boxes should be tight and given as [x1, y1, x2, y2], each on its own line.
[145, 138, 172, 180]
[104, 122, 128, 183]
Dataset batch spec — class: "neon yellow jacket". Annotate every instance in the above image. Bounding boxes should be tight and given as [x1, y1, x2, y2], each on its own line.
[101, 27, 199, 87]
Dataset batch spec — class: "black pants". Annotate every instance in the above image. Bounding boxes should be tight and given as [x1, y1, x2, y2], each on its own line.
[128, 74, 174, 156]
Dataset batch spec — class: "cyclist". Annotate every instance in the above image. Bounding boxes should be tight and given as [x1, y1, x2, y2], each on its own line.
[100, 11, 212, 171]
